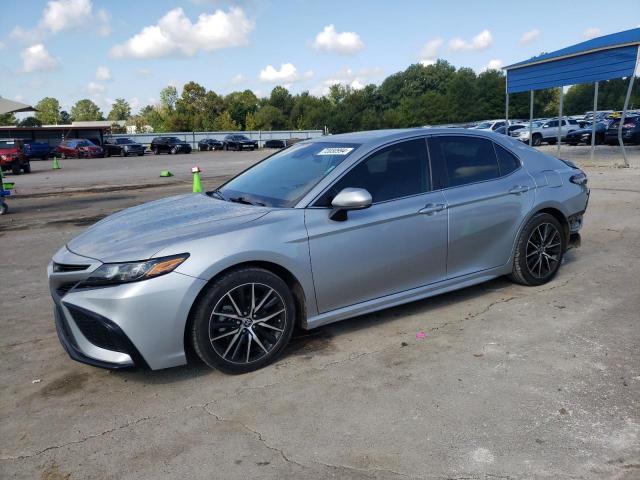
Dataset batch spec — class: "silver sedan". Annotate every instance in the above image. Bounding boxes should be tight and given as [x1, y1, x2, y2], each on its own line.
[48, 129, 589, 373]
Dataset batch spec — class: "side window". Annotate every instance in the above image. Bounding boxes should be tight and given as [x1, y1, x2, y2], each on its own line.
[546, 120, 558, 128]
[429, 136, 500, 188]
[494, 143, 520, 176]
[317, 138, 430, 205]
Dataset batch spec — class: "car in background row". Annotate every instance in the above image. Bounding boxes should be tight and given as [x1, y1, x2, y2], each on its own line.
[470, 120, 506, 132]
[565, 121, 609, 145]
[22, 140, 51, 160]
[103, 137, 145, 157]
[223, 134, 258, 151]
[0, 139, 31, 174]
[605, 116, 640, 145]
[56, 139, 104, 159]
[198, 138, 224, 151]
[494, 124, 527, 136]
[151, 137, 192, 155]
[512, 118, 579, 146]
[264, 139, 286, 149]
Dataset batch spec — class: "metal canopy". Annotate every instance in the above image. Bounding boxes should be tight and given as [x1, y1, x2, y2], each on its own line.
[0, 97, 37, 115]
[503, 28, 640, 167]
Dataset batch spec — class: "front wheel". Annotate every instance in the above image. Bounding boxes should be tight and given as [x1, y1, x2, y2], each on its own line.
[532, 134, 542, 147]
[22, 162, 31, 173]
[510, 213, 565, 286]
[153, 146, 159, 155]
[191, 268, 295, 374]
[0, 200, 7, 215]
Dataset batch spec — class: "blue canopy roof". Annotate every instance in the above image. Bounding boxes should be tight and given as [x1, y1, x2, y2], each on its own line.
[504, 28, 640, 93]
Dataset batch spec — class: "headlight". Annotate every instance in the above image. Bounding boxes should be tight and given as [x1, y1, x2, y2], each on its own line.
[79, 254, 189, 288]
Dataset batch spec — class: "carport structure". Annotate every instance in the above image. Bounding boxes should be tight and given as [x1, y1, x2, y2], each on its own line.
[503, 27, 640, 167]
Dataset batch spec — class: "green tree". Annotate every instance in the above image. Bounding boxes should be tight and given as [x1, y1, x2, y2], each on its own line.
[35, 97, 61, 124]
[254, 105, 288, 130]
[160, 86, 178, 111]
[225, 90, 258, 129]
[59, 110, 71, 124]
[212, 111, 239, 131]
[108, 98, 131, 121]
[269, 86, 294, 118]
[245, 111, 257, 130]
[18, 116, 42, 127]
[70, 99, 103, 121]
[0, 113, 16, 126]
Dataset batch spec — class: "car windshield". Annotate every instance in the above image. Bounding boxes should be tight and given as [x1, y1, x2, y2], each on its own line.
[168, 137, 181, 143]
[77, 140, 94, 147]
[217, 142, 360, 207]
[474, 122, 493, 129]
[0, 140, 16, 148]
[236, 135, 250, 140]
[117, 138, 134, 144]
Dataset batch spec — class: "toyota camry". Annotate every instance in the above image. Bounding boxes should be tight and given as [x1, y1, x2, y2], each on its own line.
[48, 129, 589, 374]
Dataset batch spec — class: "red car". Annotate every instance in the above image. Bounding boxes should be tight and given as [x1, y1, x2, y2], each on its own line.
[56, 139, 104, 159]
[0, 138, 31, 174]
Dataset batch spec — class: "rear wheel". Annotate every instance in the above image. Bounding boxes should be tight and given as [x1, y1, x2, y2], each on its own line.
[191, 268, 295, 374]
[22, 162, 31, 173]
[153, 146, 159, 155]
[120, 149, 126, 157]
[11, 164, 20, 175]
[510, 213, 565, 286]
[0, 200, 7, 215]
[532, 134, 542, 146]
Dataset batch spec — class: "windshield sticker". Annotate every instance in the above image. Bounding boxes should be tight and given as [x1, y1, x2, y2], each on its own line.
[316, 147, 354, 156]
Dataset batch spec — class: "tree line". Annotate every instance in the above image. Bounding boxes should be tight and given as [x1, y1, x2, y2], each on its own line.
[2, 60, 638, 133]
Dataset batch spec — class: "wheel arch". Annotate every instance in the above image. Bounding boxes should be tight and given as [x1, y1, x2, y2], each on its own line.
[183, 260, 308, 360]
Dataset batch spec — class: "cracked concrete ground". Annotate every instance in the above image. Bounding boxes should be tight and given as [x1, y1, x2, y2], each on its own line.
[1, 150, 639, 479]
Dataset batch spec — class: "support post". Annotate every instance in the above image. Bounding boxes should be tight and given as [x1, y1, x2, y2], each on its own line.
[529, 90, 534, 147]
[590, 82, 599, 162]
[505, 82, 509, 136]
[619, 74, 636, 168]
[557, 86, 563, 153]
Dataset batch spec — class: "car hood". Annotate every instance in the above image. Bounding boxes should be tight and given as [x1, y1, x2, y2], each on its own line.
[67, 194, 270, 263]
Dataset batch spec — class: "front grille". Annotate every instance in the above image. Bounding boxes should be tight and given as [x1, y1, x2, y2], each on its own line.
[53, 263, 90, 273]
[68, 307, 128, 353]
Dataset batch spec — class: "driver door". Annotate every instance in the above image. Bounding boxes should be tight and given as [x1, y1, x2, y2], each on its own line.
[305, 138, 448, 314]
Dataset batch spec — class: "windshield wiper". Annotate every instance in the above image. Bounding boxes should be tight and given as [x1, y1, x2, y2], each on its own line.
[228, 196, 265, 206]
[208, 189, 226, 201]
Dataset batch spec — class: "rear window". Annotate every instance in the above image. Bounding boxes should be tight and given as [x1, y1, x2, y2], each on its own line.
[494, 144, 520, 176]
[429, 136, 500, 188]
[0, 140, 16, 148]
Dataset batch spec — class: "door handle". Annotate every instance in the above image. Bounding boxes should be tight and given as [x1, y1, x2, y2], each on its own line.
[418, 203, 447, 215]
[508, 185, 530, 195]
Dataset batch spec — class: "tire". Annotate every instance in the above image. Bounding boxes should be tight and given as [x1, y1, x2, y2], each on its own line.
[153, 146, 159, 155]
[105, 148, 111, 158]
[60, 153, 67, 159]
[22, 162, 31, 173]
[120, 149, 126, 157]
[11, 164, 20, 175]
[224, 144, 228, 151]
[191, 267, 295, 374]
[138, 152, 144, 156]
[171, 146, 178, 155]
[532, 134, 542, 147]
[0, 200, 7, 215]
[547, 139, 556, 145]
[509, 213, 565, 286]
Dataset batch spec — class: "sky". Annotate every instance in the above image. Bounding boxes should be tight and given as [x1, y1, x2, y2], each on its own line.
[0, 0, 638, 115]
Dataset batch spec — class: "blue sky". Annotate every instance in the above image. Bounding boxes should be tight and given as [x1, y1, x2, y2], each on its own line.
[0, 0, 638, 115]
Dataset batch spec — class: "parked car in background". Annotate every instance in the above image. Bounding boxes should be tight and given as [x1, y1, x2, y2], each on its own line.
[223, 134, 258, 151]
[494, 124, 527, 136]
[565, 121, 609, 145]
[264, 139, 286, 149]
[470, 120, 507, 132]
[56, 139, 104, 159]
[198, 138, 224, 151]
[48, 128, 589, 373]
[0, 139, 31, 174]
[103, 137, 145, 157]
[605, 116, 640, 145]
[151, 137, 192, 155]
[513, 118, 579, 146]
[22, 139, 51, 160]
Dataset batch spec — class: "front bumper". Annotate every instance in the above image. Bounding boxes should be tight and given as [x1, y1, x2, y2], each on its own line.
[48, 247, 207, 370]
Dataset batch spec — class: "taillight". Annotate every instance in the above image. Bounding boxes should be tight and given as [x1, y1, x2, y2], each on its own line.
[570, 171, 588, 185]
[623, 123, 635, 128]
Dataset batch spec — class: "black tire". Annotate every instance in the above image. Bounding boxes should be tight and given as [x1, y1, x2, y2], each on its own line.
[170, 146, 178, 155]
[532, 134, 542, 147]
[11, 164, 20, 175]
[153, 146, 159, 155]
[191, 267, 295, 374]
[0, 200, 7, 215]
[120, 148, 126, 157]
[138, 152, 144, 156]
[547, 138, 557, 145]
[224, 144, 229, 151]
[105, 148, 111, 158]
[60, 152, 67, 159]
[22, 162, 31, 173]
[509, 213, 565, 286]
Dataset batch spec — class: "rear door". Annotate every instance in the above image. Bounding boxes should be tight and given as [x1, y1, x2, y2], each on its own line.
[305, 137, 448, 313]
[428, 135, 535, 278]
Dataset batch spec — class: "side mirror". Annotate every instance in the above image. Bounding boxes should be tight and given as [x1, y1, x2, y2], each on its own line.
[329, 188, 372, 221]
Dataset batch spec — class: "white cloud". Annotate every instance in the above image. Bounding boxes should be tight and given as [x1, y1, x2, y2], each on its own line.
[41, 0, 92, 32]
[583, 27, 601, 39]
[10, 26, 41, 43]
[136, 68, 152, 77]
[449, 29, 493, 52]
[419, 37, 443, 65]
[87, 82, 105, 94]
[95, 66, 111, 81]
[231, 73, 245, 85]
[312, 25, 364, 54]
[520, 29, 540, 44]
[97, 9, 112, 37]
[259, 63, 313, 83]
[483, 59, 503, 72]
[110, 7, 253, 59]
[21, 44, 58, 73]
[0, 41, 5, 50]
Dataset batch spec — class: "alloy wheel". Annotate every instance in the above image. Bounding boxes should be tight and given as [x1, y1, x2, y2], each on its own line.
[208, 283, 287, 364]
[526, 223, 562, 279]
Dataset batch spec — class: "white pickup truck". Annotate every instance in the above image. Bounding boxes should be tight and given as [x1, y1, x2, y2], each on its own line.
[512, 118, 580, 146]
